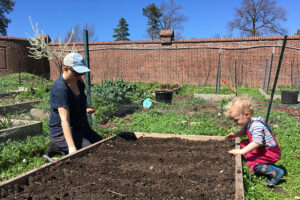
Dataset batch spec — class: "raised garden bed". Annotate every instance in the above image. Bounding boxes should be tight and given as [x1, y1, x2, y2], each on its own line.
[0, 87, 28, 98]
[0, 132, 244, 199]
[0, 119, 42, 143]
[0, 100, 40, 115]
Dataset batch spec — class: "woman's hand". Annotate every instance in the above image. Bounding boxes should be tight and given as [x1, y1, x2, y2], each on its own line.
[86, 107, 96, 114]
[68, 146, 77, 154]
[225, 132, 236, 140]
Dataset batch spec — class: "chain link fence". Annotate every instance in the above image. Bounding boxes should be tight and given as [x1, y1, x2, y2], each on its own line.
[0, 72, 51, 144]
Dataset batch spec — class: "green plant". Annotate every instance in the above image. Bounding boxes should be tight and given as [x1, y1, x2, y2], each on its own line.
[92, 80, 148, 106]
[0, 133, 49, 181]
[0, 115, 13, 130]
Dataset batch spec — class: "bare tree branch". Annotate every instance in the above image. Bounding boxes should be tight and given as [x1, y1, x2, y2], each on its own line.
[27, 16, 77, 74]
[227, 0, 287, 37]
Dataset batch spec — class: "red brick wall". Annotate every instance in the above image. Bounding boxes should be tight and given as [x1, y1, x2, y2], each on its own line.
[2, 35, 300, 88]
[49, 35, 300, 87]
[0, 36, 49, 77]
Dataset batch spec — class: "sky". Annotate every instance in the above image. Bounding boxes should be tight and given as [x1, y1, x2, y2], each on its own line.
[5, 0, 300, 42]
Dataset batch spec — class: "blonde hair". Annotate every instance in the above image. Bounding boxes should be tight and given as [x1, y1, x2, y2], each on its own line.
[224, 97, 255, 118]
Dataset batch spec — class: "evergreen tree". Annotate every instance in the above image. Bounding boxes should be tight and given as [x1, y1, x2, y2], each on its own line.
[142, 3, 162, 40]
[113, 17, 130, 41]
[0, 0, 15, 35]
[143, 1, 187, 40]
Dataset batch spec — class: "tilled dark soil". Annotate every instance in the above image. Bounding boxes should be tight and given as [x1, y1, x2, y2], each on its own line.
[1, 136, 236, 200]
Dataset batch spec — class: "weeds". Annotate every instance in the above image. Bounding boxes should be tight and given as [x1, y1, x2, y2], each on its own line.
[0, 115, 13, 130]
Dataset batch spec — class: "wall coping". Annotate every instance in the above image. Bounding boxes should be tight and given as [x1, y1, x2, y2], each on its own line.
[48, 35, 300, 46]
[174, 35, 300, 43]
[2, 35, 300, 46]
[0, 36, 29, 41]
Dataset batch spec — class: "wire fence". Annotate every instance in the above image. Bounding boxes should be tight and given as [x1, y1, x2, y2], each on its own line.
[2, 39, 300, 146]
[0, 73, 51, 144]
[70, 40, 300, 90]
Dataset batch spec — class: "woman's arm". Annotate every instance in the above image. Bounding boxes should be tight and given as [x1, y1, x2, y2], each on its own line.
[58, 107, 77, 154]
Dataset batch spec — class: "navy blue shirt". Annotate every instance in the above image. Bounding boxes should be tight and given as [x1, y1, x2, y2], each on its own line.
[49, 75, 89, 134]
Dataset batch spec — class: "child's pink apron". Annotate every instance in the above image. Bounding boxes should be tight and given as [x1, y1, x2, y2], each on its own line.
[240, 120, 281, 172]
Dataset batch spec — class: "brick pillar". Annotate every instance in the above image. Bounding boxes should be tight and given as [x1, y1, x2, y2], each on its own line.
[159, 30, 174, 45]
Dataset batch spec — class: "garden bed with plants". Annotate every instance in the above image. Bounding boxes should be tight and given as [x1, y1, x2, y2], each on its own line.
[0, 118, 42, 143]
[0, 133, 242, 200]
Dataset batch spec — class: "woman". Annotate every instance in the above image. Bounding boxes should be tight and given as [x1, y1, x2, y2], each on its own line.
[48, 53, 102, 156]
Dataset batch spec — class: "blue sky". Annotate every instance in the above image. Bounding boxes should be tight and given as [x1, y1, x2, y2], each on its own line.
[6, 0, 300, 41]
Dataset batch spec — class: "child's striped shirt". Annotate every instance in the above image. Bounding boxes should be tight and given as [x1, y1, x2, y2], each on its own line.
[248, 117, 277, 147]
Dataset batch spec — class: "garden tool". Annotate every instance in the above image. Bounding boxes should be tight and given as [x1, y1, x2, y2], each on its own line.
[254, 164, 284, 185]
[222, 79, 237, 96]
[42, 154, 53, 162]
[142, 98, 160, 108]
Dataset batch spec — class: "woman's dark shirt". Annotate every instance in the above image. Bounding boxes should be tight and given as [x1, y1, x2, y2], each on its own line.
[49, 75, 89, 137]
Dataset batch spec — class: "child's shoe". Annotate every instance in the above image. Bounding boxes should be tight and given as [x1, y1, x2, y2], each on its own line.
[254, 164, 284, 185]
[266, 165, 284, 185]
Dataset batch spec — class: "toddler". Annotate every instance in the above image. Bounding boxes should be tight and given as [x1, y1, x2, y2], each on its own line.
[225, 97, 284, 185]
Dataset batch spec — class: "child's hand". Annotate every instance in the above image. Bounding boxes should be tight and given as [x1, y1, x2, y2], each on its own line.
[228, 149, 244, 155]
[225, 132, 236, 140]
[86, 107, 96, 114]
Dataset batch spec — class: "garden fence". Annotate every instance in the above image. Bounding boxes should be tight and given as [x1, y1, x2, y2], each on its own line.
[0, 73, 50, 144]
[76, 38, 300, 90]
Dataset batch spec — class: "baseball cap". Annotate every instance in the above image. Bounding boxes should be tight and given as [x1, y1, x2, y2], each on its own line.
[63, 53, 90, 73]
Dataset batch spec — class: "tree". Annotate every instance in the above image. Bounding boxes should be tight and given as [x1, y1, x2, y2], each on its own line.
[228, 0, 288, 37]
[295, 29, 300, 35]
[143, 0, 187, 40]
[62, 24, 98, 42]
[27, 17, 76, 74]
[159, 0, 188, 39]
[143, 3, 162, 40]
[0, 0, 15, 35]
[113, 17, 130, 41]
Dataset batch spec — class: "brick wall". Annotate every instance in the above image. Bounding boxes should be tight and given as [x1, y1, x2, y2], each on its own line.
[2, 34, 300, 88]
[49, 34, 300, 87]
[0, 36, 49, 77]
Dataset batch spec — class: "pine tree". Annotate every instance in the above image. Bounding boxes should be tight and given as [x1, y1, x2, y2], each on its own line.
[0, 0, 15, 35]
[113, 18, 130, 41]
[142, 3, 162, 40]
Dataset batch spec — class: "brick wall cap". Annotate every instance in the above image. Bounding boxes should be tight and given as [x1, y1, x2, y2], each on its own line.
[40, 35, 51, 43]
[159, 30, 174, 37]
[0, 36, 29, 41]
[174, 35, 300, 43]
[49, 39, 161, 46]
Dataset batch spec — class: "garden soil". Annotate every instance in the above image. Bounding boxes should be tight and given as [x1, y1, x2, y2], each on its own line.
[1, 136, 236, 200]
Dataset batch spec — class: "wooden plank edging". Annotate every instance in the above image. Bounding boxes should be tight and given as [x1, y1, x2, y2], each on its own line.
[235, 137, 244, 200]
[135, 132, 226, 141]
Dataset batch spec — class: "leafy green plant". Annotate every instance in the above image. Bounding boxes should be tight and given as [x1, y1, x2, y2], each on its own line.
[92, 80, 148, 106]
[0, 115, 13, 130]
[0, 133, 49, 181]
